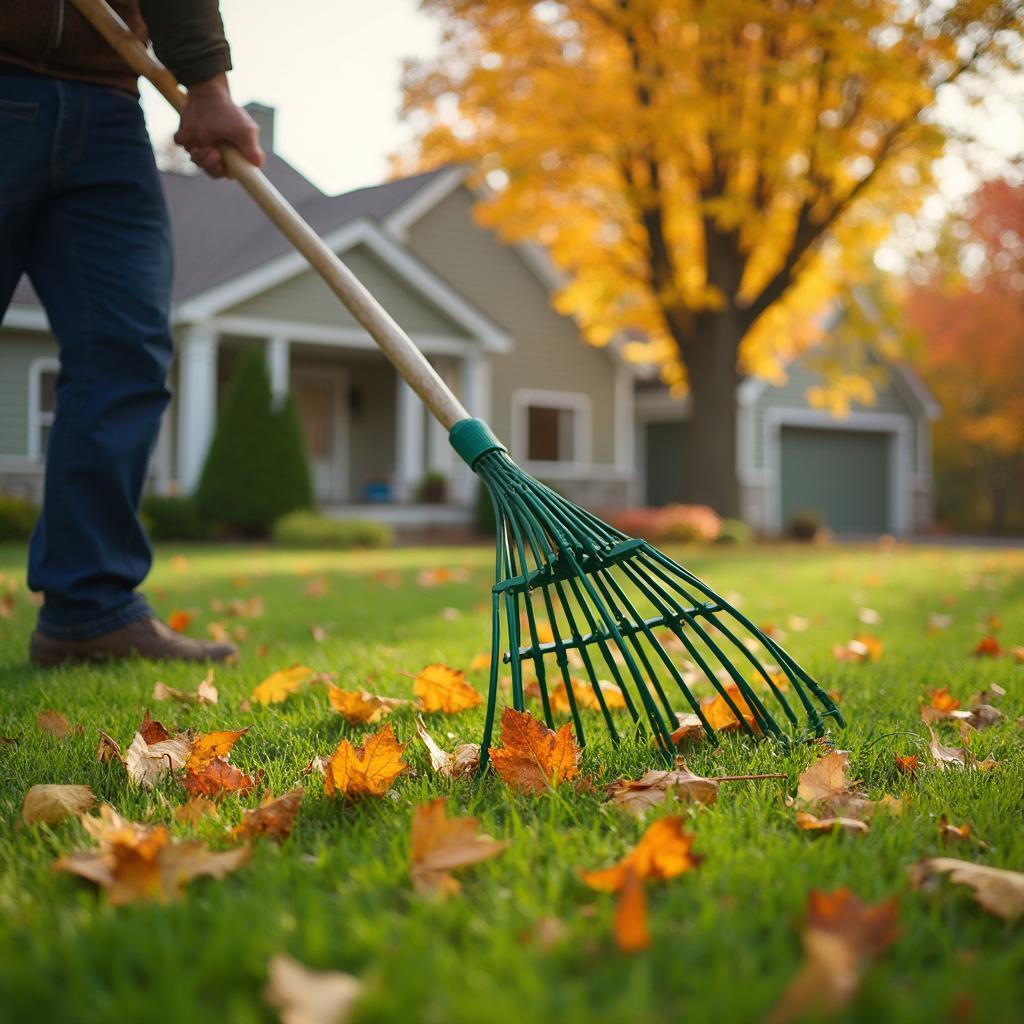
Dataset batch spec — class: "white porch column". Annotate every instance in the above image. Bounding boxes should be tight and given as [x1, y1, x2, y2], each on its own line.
[176, 325, 219, 494]
[266, 335, 290, 409]
[426, 359, 455, 481]
[454, 352, 492, 504]
[394, 376, 425, 502]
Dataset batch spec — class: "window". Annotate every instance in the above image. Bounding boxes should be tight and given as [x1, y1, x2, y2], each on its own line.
[29, 359, 59, 461]
[513, 390, 591, 468]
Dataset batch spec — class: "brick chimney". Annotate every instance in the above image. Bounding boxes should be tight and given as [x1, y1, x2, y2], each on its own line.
[244, 102, 275, 152]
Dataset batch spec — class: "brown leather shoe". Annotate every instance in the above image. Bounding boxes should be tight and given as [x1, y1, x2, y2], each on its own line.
[29, 616, 239, 667]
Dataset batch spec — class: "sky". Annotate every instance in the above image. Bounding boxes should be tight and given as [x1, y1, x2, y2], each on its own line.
[142, 0, 1023, 235]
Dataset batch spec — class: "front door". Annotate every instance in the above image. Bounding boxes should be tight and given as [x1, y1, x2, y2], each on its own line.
[293, 371, 348, 503]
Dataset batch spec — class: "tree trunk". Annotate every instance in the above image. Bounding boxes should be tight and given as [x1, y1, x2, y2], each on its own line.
[680, 313, 742, 517]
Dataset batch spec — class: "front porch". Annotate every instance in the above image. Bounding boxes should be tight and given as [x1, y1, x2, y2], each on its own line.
[157, 323, 491, 526]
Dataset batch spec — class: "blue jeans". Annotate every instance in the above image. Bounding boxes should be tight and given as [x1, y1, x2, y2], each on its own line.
[0, 71, 172, 640]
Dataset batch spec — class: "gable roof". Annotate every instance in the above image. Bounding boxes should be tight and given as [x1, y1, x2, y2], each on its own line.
[9, 161, 457, 308]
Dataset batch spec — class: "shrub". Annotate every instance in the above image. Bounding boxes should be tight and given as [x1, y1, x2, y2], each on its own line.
[606, 505, 721, 542]
[272, 511, 392, 549]
[141, 494, 210, 541]
[0, 496, 38, 541]
[716, 517, 754, 545]
[195, 350, 313, 535]
[416, 471, 447, 504]
[787, 509, 824, 541]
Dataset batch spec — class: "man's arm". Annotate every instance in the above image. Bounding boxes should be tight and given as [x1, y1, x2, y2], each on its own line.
[139, 0, 264, 178]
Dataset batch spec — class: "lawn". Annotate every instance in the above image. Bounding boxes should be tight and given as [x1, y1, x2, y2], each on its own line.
[0, 540, 1021, 1024]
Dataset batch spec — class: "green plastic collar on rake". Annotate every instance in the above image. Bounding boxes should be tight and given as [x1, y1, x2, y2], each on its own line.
[450, 418, 845, 770]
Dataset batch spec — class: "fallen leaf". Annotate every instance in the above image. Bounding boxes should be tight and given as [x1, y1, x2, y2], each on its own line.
[670, 712, 704, 746]
[489, 708, 580, 794]
[324, 724, 408, 799]
[167, 609, 193, 633]
[894, 753, 919, 777]
[1012, 646, 1024, 663]
[545, 677, 627, 714]
[926, 724, 996, 771]
[409, 797, 508, 895]
[413, 664, 483, 713]
[795, 811, 870, 836]
[937, 816, 987, 850]
[96, 731, 123, 764]
[54, 804, 249, 904]
[186, 727, 250, 773]
[327, 686, 408, 724]
[833, 634, 883, 663]
[877, 795, 905, 816]
[415, 719, 480, 779]
[970, 683, 1005, 705]
[264, 954, 363, 1024]
[182, 758, 259, 799]
[960, 704, 1003, 730]
[581, 817, 702, 892]
[607, 762, 719, 816]
[522, 916, 569, 951]
[797, 752, 854, 804]
[303, 576, 330, 598]
[700, 683, 759, 733]
[923, 687, 960, 721]
[766, 888, 900, 1024]
[139, 709, 170, 744]
[310, 624, 328, 643]
[233, 788, 304, 843]
[469, 653, 491, 672]
[125, 730, 192, 788]
[173, 796, 218, 825]
[252, 665, 314, 705]
[972, 635, 1003, 657]
[36, 709, 82, 740]
[613, 868, 650, 953]
[910, 858, 1024, 921]
[153, 670, 218, 706]
[21, 784, 95, 824]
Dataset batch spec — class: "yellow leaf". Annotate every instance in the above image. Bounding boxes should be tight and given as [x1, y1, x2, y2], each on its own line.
[264, 954, 363, 1024]
[581, 817, 702, 892]
[413, 664, 483, 713]
[251, 664, 314, 705]
[324, 724, 408, 799]
[186, 727, 250, 772]
[327, 686, 408, 724]
[21, 784, 95, 825]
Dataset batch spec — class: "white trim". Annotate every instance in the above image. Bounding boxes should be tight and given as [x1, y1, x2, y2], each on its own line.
[293, 366, 350, 503]
[614, 364, 636, 490]
[174, 217, 512, 353]
[266, 335, 290, 408]
[208, 316, 476, 357]
[384, 166, 469, 239]
[176, 326, 219, 494]
[27, 357, 60, 462]
[763, 408, 911, 536]
[3, 305, 50, 331]
[510, 388, 593, 474]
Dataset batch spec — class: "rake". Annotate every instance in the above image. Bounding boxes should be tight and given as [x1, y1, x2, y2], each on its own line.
[75, 0, 845, 768]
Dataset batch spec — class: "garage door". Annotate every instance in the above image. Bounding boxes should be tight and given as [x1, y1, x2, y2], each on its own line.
[780, 426, 890, 534]
[644, 420, 688, 506]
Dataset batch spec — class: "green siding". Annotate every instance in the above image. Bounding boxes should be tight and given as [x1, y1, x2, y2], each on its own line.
[780, 427, 889, 533]
[0, 332, 57, 456]
[645, 421, 688, 506]
[223, 245, 471, 339]
[407, 187, 619, 465]
[751, 357, 914, 470]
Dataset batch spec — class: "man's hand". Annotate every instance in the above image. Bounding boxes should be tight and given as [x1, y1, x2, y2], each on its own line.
[174, 74, 264, 179]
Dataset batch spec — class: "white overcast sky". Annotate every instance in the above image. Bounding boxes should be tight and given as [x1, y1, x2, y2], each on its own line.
[142, 0, 1022, 221]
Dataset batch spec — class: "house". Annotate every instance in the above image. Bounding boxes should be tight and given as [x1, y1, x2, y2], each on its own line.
[0, 104, 936, 536]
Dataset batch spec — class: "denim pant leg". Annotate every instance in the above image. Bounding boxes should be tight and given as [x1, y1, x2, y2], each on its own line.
[24, 79, 174, 640]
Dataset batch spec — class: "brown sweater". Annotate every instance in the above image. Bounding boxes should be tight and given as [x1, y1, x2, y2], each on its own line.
[0, 0, 231, 94]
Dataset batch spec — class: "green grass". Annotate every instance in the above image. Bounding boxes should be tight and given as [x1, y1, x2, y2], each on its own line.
[1, 541, 1022, 1024]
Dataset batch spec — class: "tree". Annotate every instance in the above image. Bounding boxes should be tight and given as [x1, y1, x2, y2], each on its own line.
[196, 349, 313, 535]
[906, 180, 1024, 534]
[401, 0, 1023, 514]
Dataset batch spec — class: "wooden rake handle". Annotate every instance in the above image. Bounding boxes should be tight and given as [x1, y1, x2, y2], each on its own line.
[70, 0, 470, 430]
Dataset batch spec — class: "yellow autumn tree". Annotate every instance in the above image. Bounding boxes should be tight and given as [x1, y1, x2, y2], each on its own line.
[401, 0, 1023, 514]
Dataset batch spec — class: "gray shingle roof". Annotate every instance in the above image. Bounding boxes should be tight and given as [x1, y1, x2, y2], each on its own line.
[10, 161, 453, 308]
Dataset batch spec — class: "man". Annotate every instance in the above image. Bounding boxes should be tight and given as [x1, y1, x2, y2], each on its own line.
[0, 1, 264, 665]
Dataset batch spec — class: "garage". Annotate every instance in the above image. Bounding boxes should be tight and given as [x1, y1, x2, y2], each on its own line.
[779, 426, 891, 534]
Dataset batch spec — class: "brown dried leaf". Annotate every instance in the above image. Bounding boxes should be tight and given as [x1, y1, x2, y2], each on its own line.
[797, 752, 853, 804]
[36, 709, 82, 740]
[415, 719, 480, 779]
[264, 954, 363, 1024]
[795, 811, 870, 836]
[581, 817, 702, 892]
[233, 787, 304, 843]
[894, 754, 918, 777]
[606, 761, 719, 817]
[489, 708, 580, 794]
[21, 783, 95, 825]
[926, 724, 996, 771]
[181, 758, 259, 799]
[96, 731, 123, 765]
[327, 686, 408, 724]
[125, 730, 192, 788]
[172, 796, 218, 826]
[910, 858, 1024, 921]
[409, 797, 508, 895]
[669, 712, 704, 746]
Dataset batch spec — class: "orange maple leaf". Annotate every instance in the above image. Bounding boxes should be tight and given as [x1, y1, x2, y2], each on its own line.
[926, 687, 960, 714]
[413, 664, 483, 713]
[972, 635, 1003, 657]
[167, 609, 193, 633]
[894, 753, 919, 777]
[701, 683, 759, 733]
[181, 758, 259, 799]
[251, 664, 314, 705]
[327, 686, 407, 724]
[233, 787, 304, 843]
[186, 727, 250, 773]
[614, 868, 650, 953]
[581, 816, 702, 892]
[489, 707, 580, 794]
[324, 723, 408, 799]
[544, 677, 626, 715]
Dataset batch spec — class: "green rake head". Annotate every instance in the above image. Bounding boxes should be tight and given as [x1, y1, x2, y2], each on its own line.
[450, 419, 845, 769]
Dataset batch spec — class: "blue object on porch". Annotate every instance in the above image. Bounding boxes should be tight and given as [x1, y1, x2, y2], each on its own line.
[364, 482, 392, 503]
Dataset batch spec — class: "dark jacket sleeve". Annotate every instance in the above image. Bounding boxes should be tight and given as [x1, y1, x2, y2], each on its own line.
[138, 0, 232, 86]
